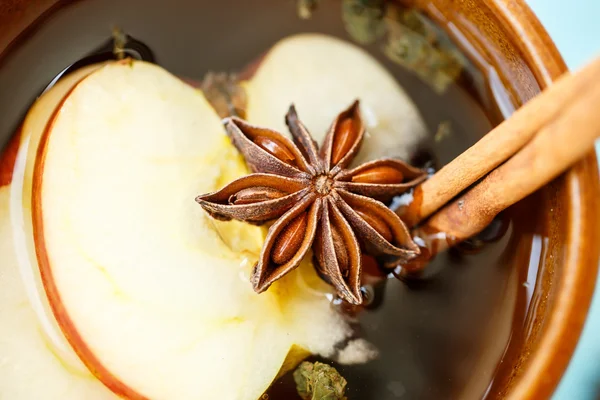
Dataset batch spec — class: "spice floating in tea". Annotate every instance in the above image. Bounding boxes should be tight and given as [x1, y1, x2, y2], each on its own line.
[293, 361, 348, 400]
[196, 101, 427, 304]
[200, 72, 248, 119]
[341, 0, 387, 45]
[304, 0, 467, 93]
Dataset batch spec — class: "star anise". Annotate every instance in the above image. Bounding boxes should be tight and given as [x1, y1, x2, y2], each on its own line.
[196, 101, 426, 304]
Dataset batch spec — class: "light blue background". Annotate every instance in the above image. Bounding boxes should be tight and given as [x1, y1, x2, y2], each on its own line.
[525, 1, 600, 399]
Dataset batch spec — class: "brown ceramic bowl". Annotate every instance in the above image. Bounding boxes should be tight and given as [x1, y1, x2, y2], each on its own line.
[0, 1, 599, 399]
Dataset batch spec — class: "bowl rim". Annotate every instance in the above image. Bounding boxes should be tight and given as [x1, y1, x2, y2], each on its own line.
[484, 1, 600, 398]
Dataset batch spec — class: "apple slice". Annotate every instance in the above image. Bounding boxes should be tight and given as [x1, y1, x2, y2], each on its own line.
[0, 64, 121, 399]
[244, 33, 427, 165]
[0, 186, 118, 399]
[12, 63, 104, 368]
[32, 61, 350, 400]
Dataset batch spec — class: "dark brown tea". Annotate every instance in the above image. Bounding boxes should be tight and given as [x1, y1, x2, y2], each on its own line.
[0, 1, 549, 399]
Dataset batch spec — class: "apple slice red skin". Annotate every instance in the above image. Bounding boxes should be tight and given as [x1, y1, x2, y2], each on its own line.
[0, 127, 23, 187]
[31, 77, 150, 400]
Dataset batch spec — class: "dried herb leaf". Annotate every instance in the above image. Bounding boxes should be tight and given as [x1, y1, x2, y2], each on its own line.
[434, 120, 452, 143]
[342, 0, 387, 45]
[112, 27, 128, 60]
[201, 72, 248, 119]
[383, 6, 467, 93]
[293, 361, 348, 400]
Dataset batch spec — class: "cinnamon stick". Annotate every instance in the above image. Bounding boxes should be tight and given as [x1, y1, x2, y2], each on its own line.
[406, 56, 600, 262]
[400, 57, 600, 227]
